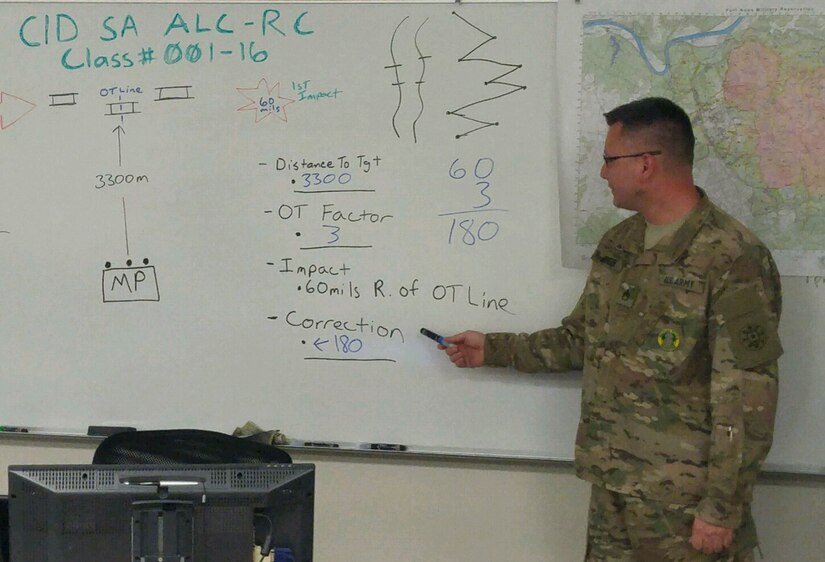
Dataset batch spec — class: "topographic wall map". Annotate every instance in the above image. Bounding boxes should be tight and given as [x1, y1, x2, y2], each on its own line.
[558, 1, 825, 276]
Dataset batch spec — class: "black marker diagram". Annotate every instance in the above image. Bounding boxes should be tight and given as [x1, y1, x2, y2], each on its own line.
[0, 90, 36, 130]
[105, 98, 140, 118]
[105, 91, 140, 168]
[447, 12, 527, 139]
[103, 85, 194, 167]
[99, 85, 196, 303]
[49, 92, 78, 107]
[412, 19, 431, 143]
[236, 78, 296, 124]
[101, 197, 159, 303]
[35, 83, 194, 303]
[155, 85, 194, 102]
[385, 16, 431, 143]
[112, 124, 126, 167]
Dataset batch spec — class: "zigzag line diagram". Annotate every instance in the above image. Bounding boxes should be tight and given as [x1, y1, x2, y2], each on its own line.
[448, 11, 527, 139]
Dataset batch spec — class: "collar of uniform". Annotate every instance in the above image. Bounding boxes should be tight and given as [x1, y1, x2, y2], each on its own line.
[644, 187, 711, 264]
[597, 188, 711, 267]
[612, 214, 647, 257]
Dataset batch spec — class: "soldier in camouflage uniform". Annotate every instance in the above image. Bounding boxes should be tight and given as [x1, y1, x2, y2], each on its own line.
[440, 98, 782, 561]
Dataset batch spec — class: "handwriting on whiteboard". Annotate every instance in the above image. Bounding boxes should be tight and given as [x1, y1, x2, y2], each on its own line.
[16, 9, 315, 71]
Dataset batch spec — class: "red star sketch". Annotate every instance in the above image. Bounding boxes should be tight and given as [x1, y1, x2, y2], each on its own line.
[236, 79, 295, 124]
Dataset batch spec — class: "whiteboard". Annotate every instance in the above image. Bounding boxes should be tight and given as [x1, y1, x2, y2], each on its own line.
[1, 1, 588, 460]
[1, 2, 821, 475]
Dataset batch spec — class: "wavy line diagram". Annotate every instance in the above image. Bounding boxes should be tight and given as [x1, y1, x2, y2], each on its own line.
[412, 19, 430, 143]
[448, 11, 527, 139]
[384, 16, 431, 143]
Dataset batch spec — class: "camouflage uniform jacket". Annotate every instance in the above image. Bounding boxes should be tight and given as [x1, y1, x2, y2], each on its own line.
[484, 190, 782, 528]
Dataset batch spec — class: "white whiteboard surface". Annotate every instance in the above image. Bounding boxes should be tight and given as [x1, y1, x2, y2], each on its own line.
[1, 2, 822, 475]
[1, 1, 588, 460]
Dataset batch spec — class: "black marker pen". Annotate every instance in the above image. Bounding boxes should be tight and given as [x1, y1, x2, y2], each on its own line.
[369, 443, 407, 451]
[0, 426, 29, 433]
[420, 328, 450, 346]
[303, 441, 340, 448]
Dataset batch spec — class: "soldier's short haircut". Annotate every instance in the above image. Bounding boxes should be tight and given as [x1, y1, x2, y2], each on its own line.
[604, 97, 695, 166]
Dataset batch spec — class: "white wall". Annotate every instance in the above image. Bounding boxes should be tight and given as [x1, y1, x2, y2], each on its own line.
[2, 436, 824, 562]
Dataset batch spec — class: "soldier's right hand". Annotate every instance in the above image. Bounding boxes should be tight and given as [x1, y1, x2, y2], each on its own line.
[441, 331, 485, 368]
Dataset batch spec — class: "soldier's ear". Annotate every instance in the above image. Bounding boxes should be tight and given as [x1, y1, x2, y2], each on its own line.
[638, 152, 658, 181]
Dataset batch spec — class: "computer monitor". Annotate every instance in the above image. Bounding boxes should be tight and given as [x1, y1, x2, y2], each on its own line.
[8, 463, 314, 562]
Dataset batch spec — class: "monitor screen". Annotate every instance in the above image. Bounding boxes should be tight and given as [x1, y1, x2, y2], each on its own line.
[8, 463, 314, 562]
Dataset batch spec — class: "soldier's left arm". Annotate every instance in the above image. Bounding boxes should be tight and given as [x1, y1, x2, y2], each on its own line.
[697, 247, 782, 528]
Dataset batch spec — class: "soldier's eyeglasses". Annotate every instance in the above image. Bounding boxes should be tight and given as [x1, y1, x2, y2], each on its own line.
[602, 150, 662, 165]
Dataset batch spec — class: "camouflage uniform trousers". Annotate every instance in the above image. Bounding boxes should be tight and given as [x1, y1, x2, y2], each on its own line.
[585, 485, 757, 562]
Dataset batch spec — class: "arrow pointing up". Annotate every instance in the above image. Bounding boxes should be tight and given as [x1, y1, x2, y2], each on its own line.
[113, 125, 126, 166]
[0, 92, 36, 130]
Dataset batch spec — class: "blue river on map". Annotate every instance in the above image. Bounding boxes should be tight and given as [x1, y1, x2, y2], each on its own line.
[583, 17, 745, 76]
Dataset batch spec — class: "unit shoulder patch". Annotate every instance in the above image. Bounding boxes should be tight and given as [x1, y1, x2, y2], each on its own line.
[717, 288, 783, 369]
